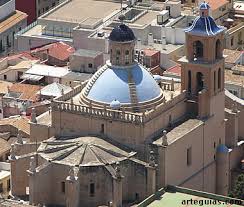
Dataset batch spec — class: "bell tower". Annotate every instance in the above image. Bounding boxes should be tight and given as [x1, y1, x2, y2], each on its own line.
[179, 2, 225, 118]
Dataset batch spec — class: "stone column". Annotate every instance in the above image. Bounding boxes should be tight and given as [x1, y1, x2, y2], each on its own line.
[65, 167, 80, 207]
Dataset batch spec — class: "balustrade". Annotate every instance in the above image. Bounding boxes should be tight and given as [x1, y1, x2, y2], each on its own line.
[52, 91, 187, 124]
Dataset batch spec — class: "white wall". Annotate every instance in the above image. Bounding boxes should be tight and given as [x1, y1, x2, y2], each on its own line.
[164, 27, 185, 45]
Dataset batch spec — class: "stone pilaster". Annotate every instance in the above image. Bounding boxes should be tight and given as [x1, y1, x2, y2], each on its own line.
[65, 168, 80, 207]
[146, 166, 156, 197]
[112, 177, 122, 207]
[28, 157, 37, 205]
[112, 162, 123, 207]
[216, 145, 229, 195]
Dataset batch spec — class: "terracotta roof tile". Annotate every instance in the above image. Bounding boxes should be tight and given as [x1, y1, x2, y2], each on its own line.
[0, 52, 39, 62]
[0, 116, 30, 136]
[143, 48, 160, 57]
[9, 83, 41, 102]
[31, 42, 75, 61]
[0, 81, 12, 94]
[165, 65, 181, 76]
[0, 138, 10, 155]
[206, 0, 229, 11]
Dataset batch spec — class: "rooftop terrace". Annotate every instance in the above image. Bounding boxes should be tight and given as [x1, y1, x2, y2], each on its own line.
[138, 185, 243, 207]
[225, 67, 244, 86]
[43, 0, 121, 23]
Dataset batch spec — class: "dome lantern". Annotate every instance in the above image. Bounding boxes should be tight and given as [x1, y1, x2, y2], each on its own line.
[110, 99, 121, 110]
[108, 23, 136, 67]
[199, 2, 210, 17]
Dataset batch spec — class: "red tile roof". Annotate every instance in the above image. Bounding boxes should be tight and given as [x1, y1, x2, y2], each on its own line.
[31, 42, 75, 61]
[9, 83, 42, 102]
[143, 48, 160, 57]
[0, 52, 39, 62]
[0, 115, 30, 136]
[165, 65, 181, 76]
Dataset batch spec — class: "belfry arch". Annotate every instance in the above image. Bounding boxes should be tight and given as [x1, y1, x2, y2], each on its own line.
[193, 40, 203, 59]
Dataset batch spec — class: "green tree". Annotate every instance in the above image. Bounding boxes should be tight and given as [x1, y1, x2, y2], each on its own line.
[229, 173, 244, 200]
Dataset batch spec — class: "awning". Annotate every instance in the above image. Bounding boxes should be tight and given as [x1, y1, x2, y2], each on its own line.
[21, 74, 44, 81]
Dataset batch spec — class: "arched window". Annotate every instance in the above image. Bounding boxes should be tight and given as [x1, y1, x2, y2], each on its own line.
[218, 68, 221, 89]
[214, 71, 216, 92]
[196, 72, 204, 92]
[215, 39, 221, 59]
[116, 49, 120, 65]
[188, 70, 192, 93]
[125, 50, 130, 65]
[101, 124, 104, 134]
[193, 41, 203, 59]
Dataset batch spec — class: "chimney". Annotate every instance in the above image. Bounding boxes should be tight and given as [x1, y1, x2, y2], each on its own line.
[148, 33, 154, 46]
[162, 36, 166, 50]
[137, 39, 142, 50]
[171, 28, 176, 44]
[31, 108, 37, 123]
[105, 37, 109, 54]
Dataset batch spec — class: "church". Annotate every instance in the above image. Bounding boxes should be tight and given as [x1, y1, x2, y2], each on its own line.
[9, 3, 244, 207]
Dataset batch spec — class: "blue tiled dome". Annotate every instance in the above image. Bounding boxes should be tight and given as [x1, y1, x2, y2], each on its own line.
[184, 14, 225, 36]
[85, 63, 161, 104]
[199, 2, 210, 10]
[110, 99, 121, 109]
[109, 24, 135, 42]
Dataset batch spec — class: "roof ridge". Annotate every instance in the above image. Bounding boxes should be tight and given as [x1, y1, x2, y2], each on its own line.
[89, 145, 107, 165]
